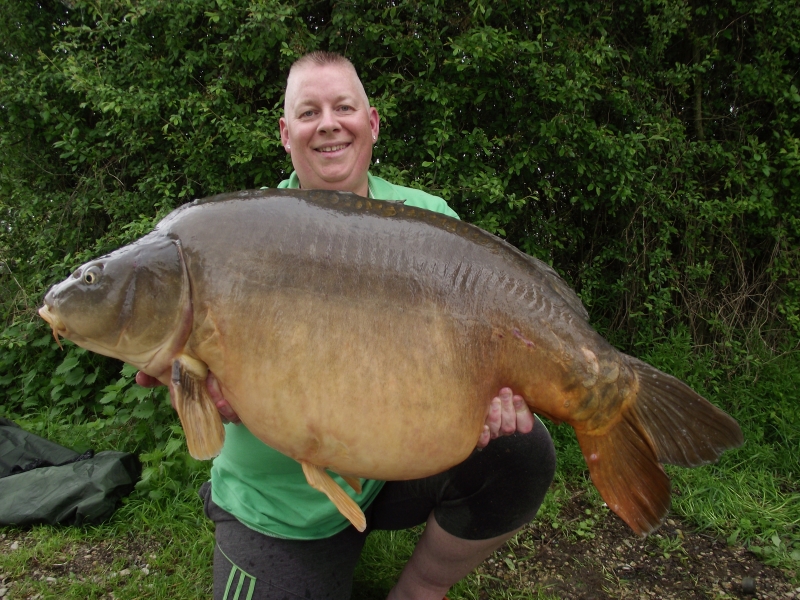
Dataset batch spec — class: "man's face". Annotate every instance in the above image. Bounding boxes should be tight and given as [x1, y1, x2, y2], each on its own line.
[280, 63, 379, 197]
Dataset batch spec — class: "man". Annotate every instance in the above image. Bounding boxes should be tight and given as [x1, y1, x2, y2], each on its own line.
[139, 51, 556, 600]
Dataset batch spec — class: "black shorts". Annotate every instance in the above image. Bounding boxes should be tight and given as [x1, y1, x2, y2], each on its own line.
[201, 420, 556, 600]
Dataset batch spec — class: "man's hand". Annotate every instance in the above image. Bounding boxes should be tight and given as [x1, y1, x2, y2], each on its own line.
[135, 370, 241, 425]
[477, 388, 535, 449]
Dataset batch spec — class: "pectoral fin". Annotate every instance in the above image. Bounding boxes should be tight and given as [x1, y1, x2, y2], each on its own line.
[300, 461, 367, 532]
[170, 354, 225, 460]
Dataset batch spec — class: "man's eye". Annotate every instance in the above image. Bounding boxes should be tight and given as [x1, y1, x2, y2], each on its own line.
[339, 105, 352, 112]
[300, 110, 315, 118]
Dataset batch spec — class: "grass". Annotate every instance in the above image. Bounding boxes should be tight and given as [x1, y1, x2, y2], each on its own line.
[1, 334, 798, 597]
[1, 486, 215, 598]
[639, 333, 800, 570]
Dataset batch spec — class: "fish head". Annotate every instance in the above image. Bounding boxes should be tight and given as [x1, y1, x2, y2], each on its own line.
[39, 236, 193, 372]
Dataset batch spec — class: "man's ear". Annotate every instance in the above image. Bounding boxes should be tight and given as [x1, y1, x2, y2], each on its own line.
[369, 107, 380, 140]
[279, 117, 290, 152]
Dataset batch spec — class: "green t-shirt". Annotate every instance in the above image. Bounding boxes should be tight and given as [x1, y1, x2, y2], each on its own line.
[209, 173, 459, 540]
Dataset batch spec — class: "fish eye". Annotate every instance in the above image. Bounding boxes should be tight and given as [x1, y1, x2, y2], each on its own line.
[82, 267, 101, 285]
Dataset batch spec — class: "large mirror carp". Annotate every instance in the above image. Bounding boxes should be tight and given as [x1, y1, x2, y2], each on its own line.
[39, 189, 743, 535]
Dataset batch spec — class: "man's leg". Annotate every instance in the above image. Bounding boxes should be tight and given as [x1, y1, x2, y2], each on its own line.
[200, 482, 368, 600]
[388, 514, 523, 600]
[371, 418, 557, 599]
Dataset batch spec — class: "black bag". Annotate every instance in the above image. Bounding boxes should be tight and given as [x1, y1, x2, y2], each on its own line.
[0, 418, 141, 526]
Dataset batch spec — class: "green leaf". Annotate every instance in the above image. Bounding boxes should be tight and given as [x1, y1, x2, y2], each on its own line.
[64, 367, 85, 386]
[726, 530, 740, 545]
[123, 385, 151, 404]
[99, 390, 119, 404]
[132, 399, 155, 419]
[55, 356, 80, 375]
[121, 364, 139, 377]
[165, 438, 185, 457]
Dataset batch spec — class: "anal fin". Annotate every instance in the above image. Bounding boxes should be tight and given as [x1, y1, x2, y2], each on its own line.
[170, 355, 225, 460]
[301, 461, 367, 532]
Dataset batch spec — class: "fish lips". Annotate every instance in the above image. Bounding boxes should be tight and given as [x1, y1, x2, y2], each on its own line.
[38, 302, 66, 348]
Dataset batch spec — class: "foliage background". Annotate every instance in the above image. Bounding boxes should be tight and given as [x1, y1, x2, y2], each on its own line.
[0, 0, 798, 573]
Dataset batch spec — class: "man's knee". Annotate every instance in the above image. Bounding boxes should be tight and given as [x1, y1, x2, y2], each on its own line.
[434, 418, 556, 539]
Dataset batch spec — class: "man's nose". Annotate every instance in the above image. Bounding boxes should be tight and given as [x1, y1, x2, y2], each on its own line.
[317, 108, 341, 133]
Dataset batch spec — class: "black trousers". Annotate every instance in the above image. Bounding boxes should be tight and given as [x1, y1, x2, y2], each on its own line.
[200, 421, 557, 600]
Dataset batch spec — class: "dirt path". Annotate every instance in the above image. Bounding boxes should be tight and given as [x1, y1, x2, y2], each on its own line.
[479, 489, 798, 599]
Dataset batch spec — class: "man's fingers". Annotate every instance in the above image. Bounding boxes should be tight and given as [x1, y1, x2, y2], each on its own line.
[513, 395, 535, 434]
[476, 425, 490, 449]
[487, 396, 502, 439]
[135, 371, 162, 388]
[499, 388, 516, 434]
[207, 372, 241, 424]
[206, 372, 224, 403]
[215, 400, 241, 424]
[479, 387, 534, 448]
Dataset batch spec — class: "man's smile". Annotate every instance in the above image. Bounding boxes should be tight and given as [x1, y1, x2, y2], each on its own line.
[316, 143, 350, 153]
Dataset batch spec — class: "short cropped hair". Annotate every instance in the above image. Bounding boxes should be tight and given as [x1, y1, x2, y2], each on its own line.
[288, 51, 357, 76]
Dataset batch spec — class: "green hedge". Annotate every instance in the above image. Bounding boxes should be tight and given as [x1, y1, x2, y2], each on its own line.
[1, 0, 798, 418]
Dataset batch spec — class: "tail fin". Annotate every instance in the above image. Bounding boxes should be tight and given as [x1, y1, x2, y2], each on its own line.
[627, 357, 744, 466]
[576, 357, 743, 536]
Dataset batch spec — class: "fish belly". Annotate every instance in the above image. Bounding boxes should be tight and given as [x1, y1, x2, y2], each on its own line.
[194, 289, 499, 480]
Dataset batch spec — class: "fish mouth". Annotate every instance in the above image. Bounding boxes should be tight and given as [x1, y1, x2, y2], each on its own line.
[38, 304, 66, 349]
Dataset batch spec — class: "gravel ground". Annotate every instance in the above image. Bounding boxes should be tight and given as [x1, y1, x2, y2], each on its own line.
[0, 532, 162, 599]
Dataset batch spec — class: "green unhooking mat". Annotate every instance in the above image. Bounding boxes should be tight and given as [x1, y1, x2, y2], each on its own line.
[0, 418, 140, 526]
